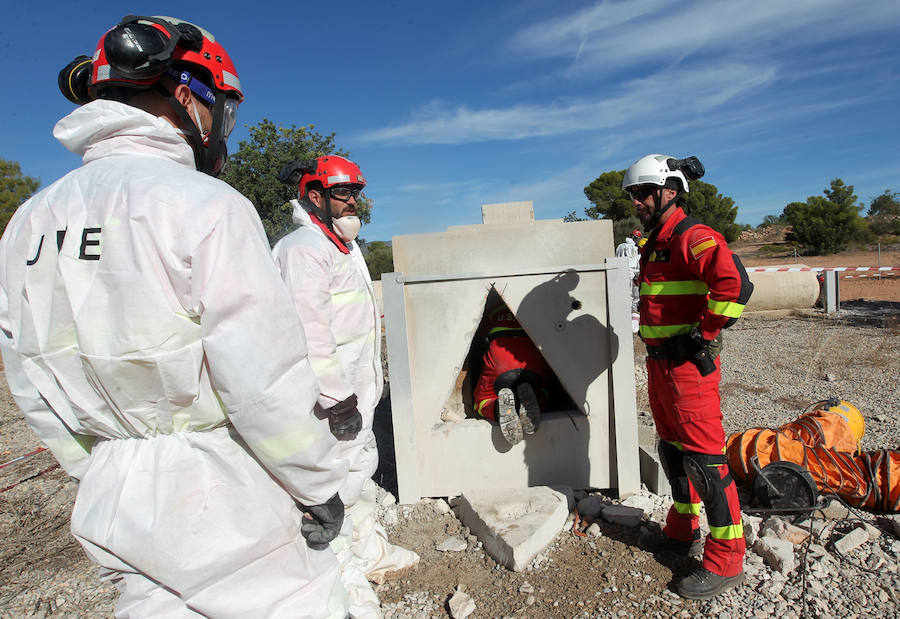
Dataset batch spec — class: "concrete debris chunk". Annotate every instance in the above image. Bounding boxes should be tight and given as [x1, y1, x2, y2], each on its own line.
[760, 517, 810, 545]
[814, 498, 850, 520]
[518, 582, 534, 594]
[576, 495, 610, 523]
[860, 522, 881, 541]
[437, 537, 468, 552]
[752, 537, 796, 575]
[433, 499, 452, 515]
[743, 514, 762, 546]
[586, 523, 602, 537]
[834, 527, 869, 555]
[456, 487, 569, 571]
[621, 494, 656, 513]
[447, 586, 476, 619]
[601, 504, 644, 528]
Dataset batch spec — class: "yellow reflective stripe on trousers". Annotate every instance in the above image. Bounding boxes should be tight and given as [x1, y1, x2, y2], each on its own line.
[639, 322, 698, 339]
[673, 501, 702, 516]
[708, 298, 745, 318]
[476, 399, 493, 416]
[709, 523, 744, 540]
[641, 280, 709, 296]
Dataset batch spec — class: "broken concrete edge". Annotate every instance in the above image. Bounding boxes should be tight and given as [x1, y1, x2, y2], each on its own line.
[454, 487, 571, 571]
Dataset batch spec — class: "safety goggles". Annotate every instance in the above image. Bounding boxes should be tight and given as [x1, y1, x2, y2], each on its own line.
[627, 185, 659, 201]
[167, 68, 238, 138]
[329, 186, 362, 202]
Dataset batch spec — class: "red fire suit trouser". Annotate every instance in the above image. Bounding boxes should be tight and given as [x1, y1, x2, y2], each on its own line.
[647, 356, 745, 577]
[474, 336, 549, 421]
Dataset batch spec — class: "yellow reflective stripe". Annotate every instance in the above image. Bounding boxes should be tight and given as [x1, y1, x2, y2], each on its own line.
[673, 501, 702, 516]
[639, 322, 698, 339]
[47, 435, 95, 461]
[709, 523, 744, 540]
[488, 326, 524, 336]
[247, 421, 319, 461]
[310, 356, 343, 376]
[663, 440, 685, 451]
[641, 280, 709, 296]
[332, 289, 369, 306]
[476, 399, 493, 415]
[708, 299, 745, 318]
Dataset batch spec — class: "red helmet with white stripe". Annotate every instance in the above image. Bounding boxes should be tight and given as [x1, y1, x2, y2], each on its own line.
[90, 15, 243, 102]
[298, 156, 366, 199]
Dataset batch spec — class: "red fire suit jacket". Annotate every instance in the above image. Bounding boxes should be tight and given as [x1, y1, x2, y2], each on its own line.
[639, 208, 753, 347]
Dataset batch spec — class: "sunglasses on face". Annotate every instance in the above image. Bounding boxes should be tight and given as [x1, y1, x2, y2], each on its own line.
[628, 185, 659, 201]
[329, 186, 362, 202]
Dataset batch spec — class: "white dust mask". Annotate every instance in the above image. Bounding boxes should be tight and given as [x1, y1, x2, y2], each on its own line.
[332, 216, 361, 242]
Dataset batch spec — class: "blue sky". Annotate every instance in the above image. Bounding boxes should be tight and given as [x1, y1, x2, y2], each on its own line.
[3, 1, 899, 241]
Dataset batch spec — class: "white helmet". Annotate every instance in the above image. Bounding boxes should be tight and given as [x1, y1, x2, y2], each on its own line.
[622, 154, 690, 193]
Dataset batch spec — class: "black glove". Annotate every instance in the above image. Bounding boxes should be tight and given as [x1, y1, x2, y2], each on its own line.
[299, 492, 344, 549]
[328, 394, 362, 439]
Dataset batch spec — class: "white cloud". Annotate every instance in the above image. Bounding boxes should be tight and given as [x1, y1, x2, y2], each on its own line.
[357, 63, 775, 145]
[509, 0, 900, 78]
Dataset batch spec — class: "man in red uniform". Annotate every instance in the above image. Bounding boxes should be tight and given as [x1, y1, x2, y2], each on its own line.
[473, 302, 551, 446]
[623, 154, 753, 599]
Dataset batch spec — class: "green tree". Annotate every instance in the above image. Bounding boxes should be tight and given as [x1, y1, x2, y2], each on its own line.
[363, 240, 394, 281]
[782, 179, 869, 254]
[868, 190, 900, 219]
[1, 158, 40, 234]
[580, 169, 742, 241]
[220, 119, 371, 244]
[583, 170, 631, 220]
[759, 214, 784, 227]
[682, 180, 742, 242]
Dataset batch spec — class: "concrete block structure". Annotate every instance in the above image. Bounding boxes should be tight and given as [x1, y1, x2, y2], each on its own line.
[383, 208, 640, 504]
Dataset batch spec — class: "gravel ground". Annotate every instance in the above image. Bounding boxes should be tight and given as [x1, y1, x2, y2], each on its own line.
[1, 300, 899, 618]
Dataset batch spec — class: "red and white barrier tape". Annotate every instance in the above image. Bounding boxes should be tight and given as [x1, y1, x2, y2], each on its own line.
[745, 266, 899, 273]
[0, 464, 60, 493]
[0, 446, 47, 470]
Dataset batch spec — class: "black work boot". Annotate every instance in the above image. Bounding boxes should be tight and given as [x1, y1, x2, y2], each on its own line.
[638, 528, 702, 557]
[677, 567, 745, 599]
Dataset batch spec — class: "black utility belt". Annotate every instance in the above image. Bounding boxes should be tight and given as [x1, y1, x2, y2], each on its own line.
[645, 344, 682, 360]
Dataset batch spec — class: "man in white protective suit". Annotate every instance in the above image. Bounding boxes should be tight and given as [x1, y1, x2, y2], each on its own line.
[273, 157, 420, 618]
[615, 229, 643, 333]
[0, 16, 352, 618]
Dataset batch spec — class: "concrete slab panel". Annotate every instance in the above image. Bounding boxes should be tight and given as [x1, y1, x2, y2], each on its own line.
[392, 219, 614, 277]
[481, 201, 534, 225]
[456, 487, 570, 571]
[384, 216, 638, 504]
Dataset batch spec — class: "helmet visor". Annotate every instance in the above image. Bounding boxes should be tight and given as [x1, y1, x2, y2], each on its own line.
[222, 97, 238, 139]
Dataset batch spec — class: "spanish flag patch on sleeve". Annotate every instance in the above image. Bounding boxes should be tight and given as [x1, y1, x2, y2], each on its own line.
[689, 236, 717, 259]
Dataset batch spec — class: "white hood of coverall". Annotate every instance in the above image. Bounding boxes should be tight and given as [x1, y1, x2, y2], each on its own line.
[0, 100, 350, 618]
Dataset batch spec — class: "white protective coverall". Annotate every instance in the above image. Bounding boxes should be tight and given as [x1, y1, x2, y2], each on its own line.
[615, 237, 641, 332]
[0, 100, 351, 619]
[273, 201, 420, 617]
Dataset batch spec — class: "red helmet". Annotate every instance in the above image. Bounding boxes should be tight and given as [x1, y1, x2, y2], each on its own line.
[296, 156, 366, 200]
[631, 229, 643, 239]
[90, 16, 243, 102]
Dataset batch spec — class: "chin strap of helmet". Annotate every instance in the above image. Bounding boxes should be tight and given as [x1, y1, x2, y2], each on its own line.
[154, 82, 228, 176]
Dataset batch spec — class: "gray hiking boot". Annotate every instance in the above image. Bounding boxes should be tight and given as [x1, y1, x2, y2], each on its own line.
[638, 529, 702, 557]
[516, 383, 541, 435]
[497, 387, 523, 445]
[677, 566, 744, 599]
